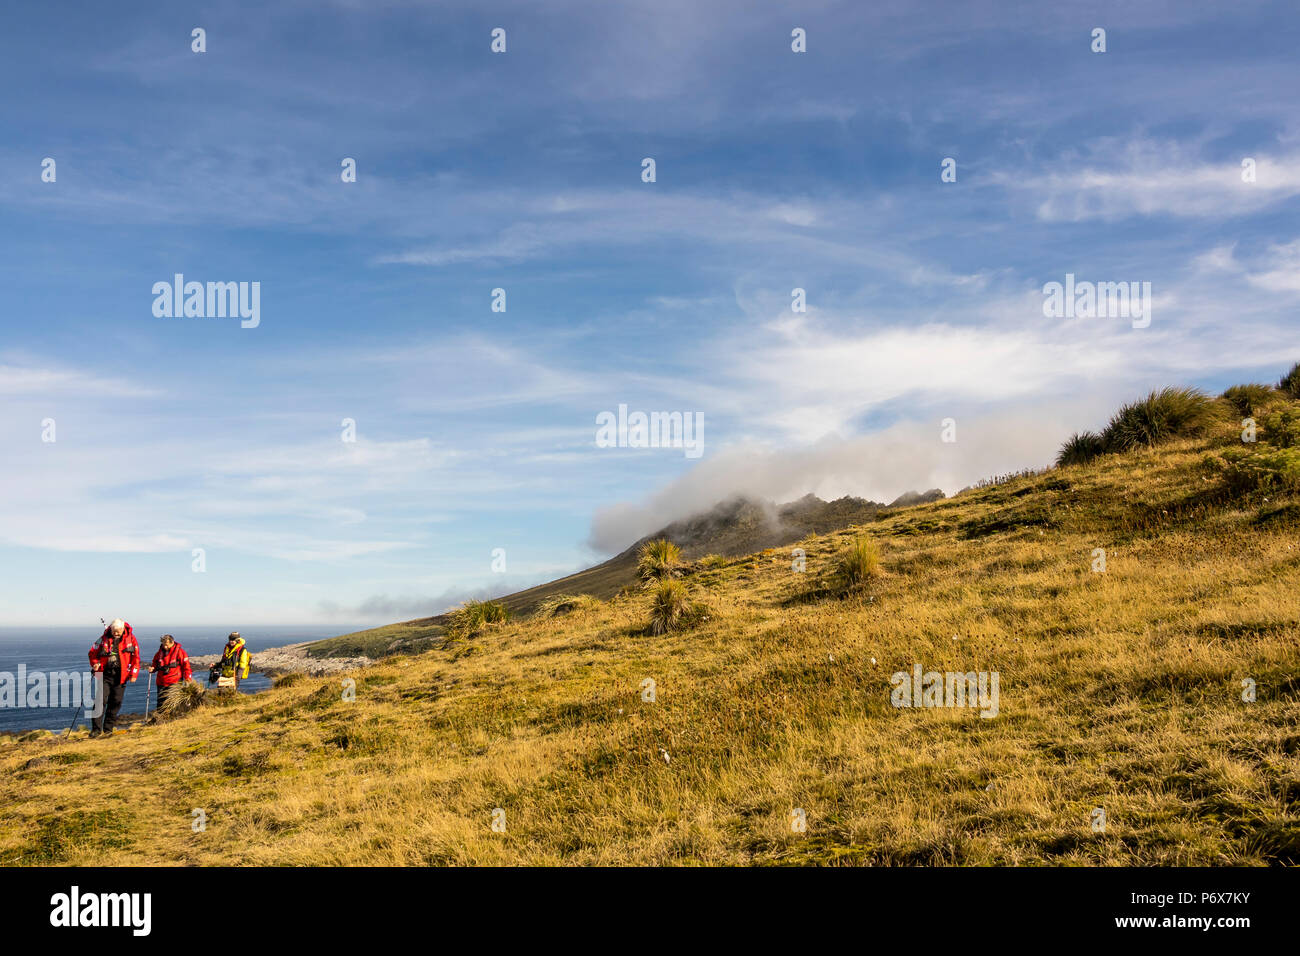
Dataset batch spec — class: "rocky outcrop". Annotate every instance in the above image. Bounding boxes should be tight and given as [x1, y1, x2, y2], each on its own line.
[190, 641, 370, 677]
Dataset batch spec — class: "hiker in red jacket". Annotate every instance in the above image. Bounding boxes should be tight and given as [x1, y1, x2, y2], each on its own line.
[87, 618, 140, 737]
[148, 633, 192, 713]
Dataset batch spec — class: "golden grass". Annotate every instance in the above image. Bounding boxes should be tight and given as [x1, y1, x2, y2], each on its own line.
[1, 406, 1298, 865]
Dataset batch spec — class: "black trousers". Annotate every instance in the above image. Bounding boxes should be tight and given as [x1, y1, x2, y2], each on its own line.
[155, 683, 178, 712]
[93, 679, 127, 732]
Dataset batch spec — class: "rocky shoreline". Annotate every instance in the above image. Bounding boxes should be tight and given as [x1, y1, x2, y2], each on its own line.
[190, 641, 371, 677]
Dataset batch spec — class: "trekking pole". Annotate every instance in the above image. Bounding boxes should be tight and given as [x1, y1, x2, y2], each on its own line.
[63, 703, 82, 738]
[144, 671, 153, 720]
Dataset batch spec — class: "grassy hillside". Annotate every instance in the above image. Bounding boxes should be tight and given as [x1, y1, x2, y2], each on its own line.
[2, 390, 1298, 865]
[305, 618, 447, 660]
[306, 493, 893, 659]
[302, 554, 636, 659]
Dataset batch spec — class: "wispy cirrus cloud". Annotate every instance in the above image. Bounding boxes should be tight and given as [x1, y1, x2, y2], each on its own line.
[0, 359, 160, 398]
[1244, 240, 1300, 293]
[1001, 142, 1300, 223]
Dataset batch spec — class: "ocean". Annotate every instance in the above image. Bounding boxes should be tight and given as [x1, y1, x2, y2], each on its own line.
[0, 625, 359, 734]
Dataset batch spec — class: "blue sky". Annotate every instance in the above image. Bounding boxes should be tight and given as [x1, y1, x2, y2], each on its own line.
[1, 0, 1297, 627]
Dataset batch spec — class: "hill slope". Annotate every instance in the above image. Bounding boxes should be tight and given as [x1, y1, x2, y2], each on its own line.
[307, 492, 898, 658]
[2, 400, 1298, 865]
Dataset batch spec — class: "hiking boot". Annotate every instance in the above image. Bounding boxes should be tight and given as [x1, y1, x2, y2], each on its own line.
[88, 728, 102, 738]
[101, 728, 114, 737]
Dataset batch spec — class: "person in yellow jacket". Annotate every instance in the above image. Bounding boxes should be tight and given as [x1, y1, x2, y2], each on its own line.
[212, 631, 251, 690]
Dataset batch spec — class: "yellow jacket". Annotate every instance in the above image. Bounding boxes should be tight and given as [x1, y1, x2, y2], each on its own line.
[218, 639, 251, 679]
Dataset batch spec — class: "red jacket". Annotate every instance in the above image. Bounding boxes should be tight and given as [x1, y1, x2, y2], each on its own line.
[88, 623, 141, 685]
[150, 642, 192, 688]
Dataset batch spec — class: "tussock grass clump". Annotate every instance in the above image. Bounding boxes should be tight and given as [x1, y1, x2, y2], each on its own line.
[699, 553, 728, 569]
[535, 593, 600, 617]
[834, 536, 882, 590]
[1222, 383, 1275, 417]
[1056, 431, 1107, 467]
[446, 599, 510, 640]
[157, 679, 205, 717]
[1056, 387, 1220, 467]
[1263, 407, 1300, 448]
[647, 579, 704, 635]
[1104, 387, 1217, 451]
[637, 538, 682, 585]
[1279, 361, 1300, 400]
